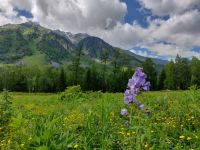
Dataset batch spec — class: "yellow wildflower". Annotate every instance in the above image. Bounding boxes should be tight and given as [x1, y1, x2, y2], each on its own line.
[124, 141, 129, 145]
[8, 139, 11, 144]
[118, 131, 125, 135]
[179, 135, 185, 139]
[166, 141, 171, 144]
[110, 112, 115, 117]
[74, 144, 78, 148]
[187, 137, 192, 141]
[144, 144, 148, 148]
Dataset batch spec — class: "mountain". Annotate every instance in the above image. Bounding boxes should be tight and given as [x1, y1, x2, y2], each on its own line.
[0, 22, 167, 68]
[54, 30, 89, 45]
[77, 36, 116, 58]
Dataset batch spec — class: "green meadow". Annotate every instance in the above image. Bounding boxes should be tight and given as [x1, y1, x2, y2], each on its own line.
[0, 88, 200, 150]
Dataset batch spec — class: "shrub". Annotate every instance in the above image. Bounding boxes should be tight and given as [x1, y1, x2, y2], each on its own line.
[59, 85, 82, 101]
[0, 90, 12, 138]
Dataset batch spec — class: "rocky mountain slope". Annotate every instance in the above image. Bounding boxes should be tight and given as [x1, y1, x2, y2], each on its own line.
[0, 22, 167, 68]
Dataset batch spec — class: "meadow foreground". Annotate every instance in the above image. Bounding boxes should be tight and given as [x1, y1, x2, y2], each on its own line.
[0, 89, 200, 150]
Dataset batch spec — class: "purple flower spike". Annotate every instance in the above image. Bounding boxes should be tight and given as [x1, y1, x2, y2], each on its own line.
[124, 90, 137, 105]
[123, 67, 150, 111]
[121, 108, 128, 116]
[143, 82, 151, 91]
[138, 103, 144, 110]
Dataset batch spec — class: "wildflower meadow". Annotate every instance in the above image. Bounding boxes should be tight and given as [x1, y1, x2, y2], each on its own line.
[0, 68, 200, 150]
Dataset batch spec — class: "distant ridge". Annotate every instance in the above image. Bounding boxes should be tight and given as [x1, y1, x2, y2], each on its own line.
[0, 22, 167, 69]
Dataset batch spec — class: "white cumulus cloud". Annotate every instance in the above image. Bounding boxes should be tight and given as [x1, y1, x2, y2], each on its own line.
[139, 0, 200, 16]
[0, 0, 200, 59]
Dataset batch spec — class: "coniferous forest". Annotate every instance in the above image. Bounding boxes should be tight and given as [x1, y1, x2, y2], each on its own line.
[0, 54, 199, 92]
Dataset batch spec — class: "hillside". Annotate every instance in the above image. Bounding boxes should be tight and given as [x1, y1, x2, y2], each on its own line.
[0, 22, 167, 68]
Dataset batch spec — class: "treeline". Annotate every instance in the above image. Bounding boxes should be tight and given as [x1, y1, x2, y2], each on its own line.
[0, 65, 65, 92]
[143, 55, 200, 90]
[157, 55, 200, 90]
[0, 65, 134, 93]
[1, 52, 200, 92]
[0, 49, 135, 92]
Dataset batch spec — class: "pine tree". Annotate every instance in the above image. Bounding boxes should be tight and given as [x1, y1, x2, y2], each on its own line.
[164, 60, 176, 90]
[58, 67, 67, 91]
[90, 64, 100, 91]
[100, 49, 109, 91]
[191, 57, 200, 87]
[70, 48, 83, 85]
[111, 50, 121, 92]
[157, 68, 166, 90]
[83, 68, 91, 91]
[111, 50, 120, 74]
[174, 55, 191, 90]
[142, 58, 157, 90]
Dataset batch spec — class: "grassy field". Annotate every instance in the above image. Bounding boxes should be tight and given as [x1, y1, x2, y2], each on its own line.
[0, 89, 200, 150]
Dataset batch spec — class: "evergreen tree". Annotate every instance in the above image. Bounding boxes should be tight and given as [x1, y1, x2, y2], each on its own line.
[111, 50, 121, 92]
[100, 49, 109, 91]
[58, 67, 67, 91]
[121, 54, 131, 69]
[100, 49, 109, 66]
[70, 48, 83, 85]
[90, 64, 100, 91]
[174, 55, 191, 89]
[142, 58, 157, 90]
[111, 50, 120, 74]
[83, 68, 92, 91]
[157, 68, 166, 90]
[119, 67, 134, 92]
[23, 66, 39, 92]
[191, 57, 200, 87]
[164, 60, 176, 90]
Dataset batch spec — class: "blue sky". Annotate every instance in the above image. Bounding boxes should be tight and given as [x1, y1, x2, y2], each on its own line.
[122, 0, 170, 59]
[1, 0, 200, 59]
[16, 9, 33, 18]
[124, 0, 200, 59]
[123, 0, 149, 28]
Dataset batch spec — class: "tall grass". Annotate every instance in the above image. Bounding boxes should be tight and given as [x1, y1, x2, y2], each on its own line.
[0, 89, 200, 149]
